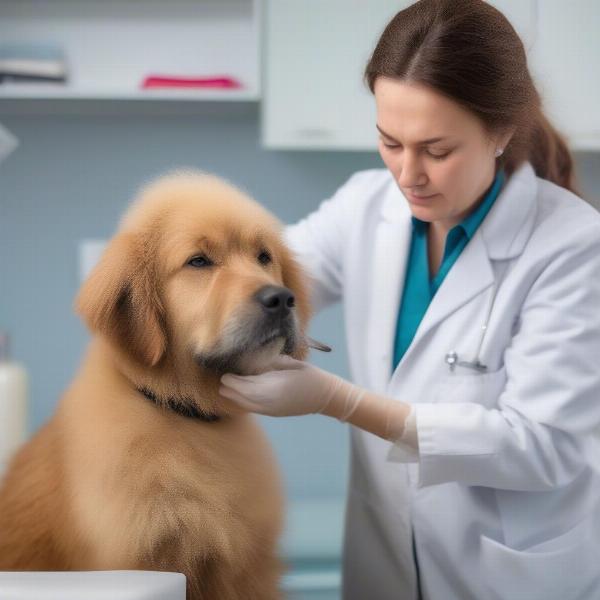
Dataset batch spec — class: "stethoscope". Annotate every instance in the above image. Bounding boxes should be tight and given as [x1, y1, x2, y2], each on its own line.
[444, 261, 510, 373]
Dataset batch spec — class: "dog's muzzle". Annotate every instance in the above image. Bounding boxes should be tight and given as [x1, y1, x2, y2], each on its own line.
[194, 285, 299, 374]
[253, 285, 296, 347]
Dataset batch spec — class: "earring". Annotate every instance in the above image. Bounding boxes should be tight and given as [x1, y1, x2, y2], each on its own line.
[494, 148, 504, 157]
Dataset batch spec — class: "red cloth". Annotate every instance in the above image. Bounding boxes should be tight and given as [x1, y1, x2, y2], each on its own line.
[141, 75, 242, 89]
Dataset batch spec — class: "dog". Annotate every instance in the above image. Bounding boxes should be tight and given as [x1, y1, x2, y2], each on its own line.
[0, 170, 313, 599]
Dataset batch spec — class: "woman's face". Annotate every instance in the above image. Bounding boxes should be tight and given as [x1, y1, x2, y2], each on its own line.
[374, 77, 513, 232]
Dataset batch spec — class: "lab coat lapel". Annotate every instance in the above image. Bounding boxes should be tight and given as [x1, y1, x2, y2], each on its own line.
[409, 231, 494, 351]
[399, 161, 538, 368]
[365, 193, 412, 391]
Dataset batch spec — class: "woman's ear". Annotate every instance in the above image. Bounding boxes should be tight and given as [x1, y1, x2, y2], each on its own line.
[279, 244, 313, 360]
[498, 126, 517, 153]
[74, 232, 167, 367]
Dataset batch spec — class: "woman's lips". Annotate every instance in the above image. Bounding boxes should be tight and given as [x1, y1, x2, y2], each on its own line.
[405, 191, 439, 204]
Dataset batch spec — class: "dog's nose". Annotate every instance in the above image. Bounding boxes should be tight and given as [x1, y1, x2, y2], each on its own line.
[255, 285, 295, 317]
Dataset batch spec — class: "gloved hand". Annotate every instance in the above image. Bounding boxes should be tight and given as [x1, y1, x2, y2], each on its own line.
[219, 355, 411, 442]
[219, 355, 361, 417]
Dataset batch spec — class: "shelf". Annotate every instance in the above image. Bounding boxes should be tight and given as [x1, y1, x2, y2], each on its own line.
[0, 0, 261, 103]
[0, 84, 260, 103]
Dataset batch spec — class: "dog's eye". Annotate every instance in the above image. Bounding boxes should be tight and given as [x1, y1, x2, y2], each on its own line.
[187, 255, 213, 268]
[257, 251, 272, 265]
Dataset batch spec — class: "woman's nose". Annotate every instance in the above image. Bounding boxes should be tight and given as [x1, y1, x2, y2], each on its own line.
[396, 154, 427, 188]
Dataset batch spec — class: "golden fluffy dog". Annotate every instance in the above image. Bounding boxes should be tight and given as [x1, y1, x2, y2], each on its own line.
[0, 171, 312, 599]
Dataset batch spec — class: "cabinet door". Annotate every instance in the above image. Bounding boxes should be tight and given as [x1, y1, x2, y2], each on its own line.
[487, 0, 537, 53]
[262, 0, 403, 150]
[528, 0, 600, 150]
[262, 0, 539, 151]
[263, 1, 600, 152]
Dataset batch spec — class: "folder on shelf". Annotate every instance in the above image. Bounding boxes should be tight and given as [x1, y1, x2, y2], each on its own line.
[0, 43, 67, 83]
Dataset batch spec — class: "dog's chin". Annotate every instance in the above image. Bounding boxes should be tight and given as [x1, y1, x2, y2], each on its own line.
[194, 336, 290, 376]
[236, 337, 287, 375]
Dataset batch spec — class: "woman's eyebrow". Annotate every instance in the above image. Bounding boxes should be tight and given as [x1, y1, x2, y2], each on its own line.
[376, 124, 448, 145]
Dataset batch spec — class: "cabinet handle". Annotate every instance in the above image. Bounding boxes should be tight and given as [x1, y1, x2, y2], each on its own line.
[294, 128, 335, 138]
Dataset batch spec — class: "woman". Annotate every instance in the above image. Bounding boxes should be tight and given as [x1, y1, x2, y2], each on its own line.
[220, 1, 600, 598]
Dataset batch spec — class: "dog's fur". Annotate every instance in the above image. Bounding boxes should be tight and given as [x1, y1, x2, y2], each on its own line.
[0, 172, 312, 599]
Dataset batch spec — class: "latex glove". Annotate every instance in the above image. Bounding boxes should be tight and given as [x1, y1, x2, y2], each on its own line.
[219, 355, 352, 417]
[219, 355, 411, 442]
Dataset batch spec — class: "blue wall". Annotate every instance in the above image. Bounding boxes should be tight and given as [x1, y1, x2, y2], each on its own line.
[1, 102, 600, 504]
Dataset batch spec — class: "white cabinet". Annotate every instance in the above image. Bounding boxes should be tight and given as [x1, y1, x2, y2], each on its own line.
[2, 1, 598, 148]
[528, 0, 600, 150]
[487, 1, 538, 52]
[262, 0, 600, 151]
[262, 0, 403, 150]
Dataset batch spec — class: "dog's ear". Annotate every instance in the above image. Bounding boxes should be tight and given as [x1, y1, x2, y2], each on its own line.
[279, 246, 313, 360]
[75, 232, 167, 367]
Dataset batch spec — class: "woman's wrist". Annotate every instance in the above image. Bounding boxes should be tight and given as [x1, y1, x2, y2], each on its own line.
[316, 376, 360, 419]
[318, 378, 411, 442]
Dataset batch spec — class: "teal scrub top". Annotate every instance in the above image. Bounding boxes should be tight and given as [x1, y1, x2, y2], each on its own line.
[392, 170, 506, 369]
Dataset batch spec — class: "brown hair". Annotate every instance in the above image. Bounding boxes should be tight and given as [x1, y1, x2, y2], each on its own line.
[365, 0, 582, 196]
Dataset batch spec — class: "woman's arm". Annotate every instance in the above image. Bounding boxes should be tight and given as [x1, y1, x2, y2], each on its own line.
[283, 170, 383, 313]
[222, 219, 600, 489]
[219, 355, 412, 443]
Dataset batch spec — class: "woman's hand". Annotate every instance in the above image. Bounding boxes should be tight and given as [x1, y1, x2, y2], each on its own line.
[219, 355, 412, 443]
[219, 355, 355, 417]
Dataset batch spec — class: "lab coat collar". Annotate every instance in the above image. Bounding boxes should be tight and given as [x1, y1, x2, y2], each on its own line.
[479, 161, 538, 260]
[368, 161, 538, 388]
[380, 161, 538, 260]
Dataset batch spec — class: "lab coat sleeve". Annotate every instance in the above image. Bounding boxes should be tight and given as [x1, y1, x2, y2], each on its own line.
[282, 173, 365, 313]
[387, 404, 420, 463]
[412, 223, 600, 491]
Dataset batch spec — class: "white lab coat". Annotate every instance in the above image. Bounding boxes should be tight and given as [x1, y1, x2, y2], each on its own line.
[284, 162, 600, 600]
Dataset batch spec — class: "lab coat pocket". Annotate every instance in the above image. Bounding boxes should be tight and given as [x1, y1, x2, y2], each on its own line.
[479, 515, 598, 600]
[434, 365, 506, 408]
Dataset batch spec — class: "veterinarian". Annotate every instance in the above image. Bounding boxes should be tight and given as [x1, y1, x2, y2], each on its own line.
[219, 1, 600, 598]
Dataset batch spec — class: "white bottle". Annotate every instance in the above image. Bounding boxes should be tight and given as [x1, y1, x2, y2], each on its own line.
[0, 332, 28, 480]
